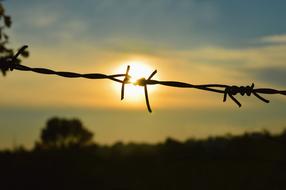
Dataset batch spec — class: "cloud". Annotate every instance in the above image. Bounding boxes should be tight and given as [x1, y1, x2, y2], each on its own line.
[259, 34, 286, 44]
[251, 67, 286, 87]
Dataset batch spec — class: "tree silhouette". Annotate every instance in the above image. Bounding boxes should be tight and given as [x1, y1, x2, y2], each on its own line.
[37, 117, 94, 149]
[0, 1, 28, 76]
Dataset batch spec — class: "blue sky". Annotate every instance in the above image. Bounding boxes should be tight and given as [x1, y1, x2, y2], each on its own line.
[7, 0, 286, 48]
[0, 0, 286, 148]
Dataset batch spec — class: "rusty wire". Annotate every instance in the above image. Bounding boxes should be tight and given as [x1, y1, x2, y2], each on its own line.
[1, 45, 286, 113]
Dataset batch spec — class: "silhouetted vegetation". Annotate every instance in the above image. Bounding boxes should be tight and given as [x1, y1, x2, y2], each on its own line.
[0, 1, 28, 76]
[35, 117, 93, 150]
[0, 117, 286, 189]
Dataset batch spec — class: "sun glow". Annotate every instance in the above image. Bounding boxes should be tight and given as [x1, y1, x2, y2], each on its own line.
[113, 61, 158, 102]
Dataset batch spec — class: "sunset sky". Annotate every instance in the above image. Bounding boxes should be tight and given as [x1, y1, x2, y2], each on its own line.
[0, 0, 286, 148]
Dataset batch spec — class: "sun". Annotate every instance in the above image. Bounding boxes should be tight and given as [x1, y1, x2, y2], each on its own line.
[113, 60, 157, 102]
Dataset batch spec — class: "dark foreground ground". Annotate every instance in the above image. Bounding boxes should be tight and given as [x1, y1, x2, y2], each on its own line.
[1, 130, 286, 190]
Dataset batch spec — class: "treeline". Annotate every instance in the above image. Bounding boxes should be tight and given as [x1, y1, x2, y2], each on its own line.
[1, 128, 286, 190]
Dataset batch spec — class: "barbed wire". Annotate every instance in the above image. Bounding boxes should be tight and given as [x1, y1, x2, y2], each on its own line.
[1, 45, 286, 113]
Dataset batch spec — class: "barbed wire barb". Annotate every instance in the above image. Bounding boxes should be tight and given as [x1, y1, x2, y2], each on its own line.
[121, 65, 130, 100]
[1, 45, 286, 113]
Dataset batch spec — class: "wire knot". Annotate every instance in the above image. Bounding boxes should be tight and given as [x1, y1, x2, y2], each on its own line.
[122, 68, 157, 113]
[134, 78, 147, 86]
[223, 83, 269, 107]
[0, 45, 28, 75]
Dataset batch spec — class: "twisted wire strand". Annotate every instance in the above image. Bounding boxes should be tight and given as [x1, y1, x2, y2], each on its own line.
[14, 64, 125, 83]
[1, 45, 286, 113]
